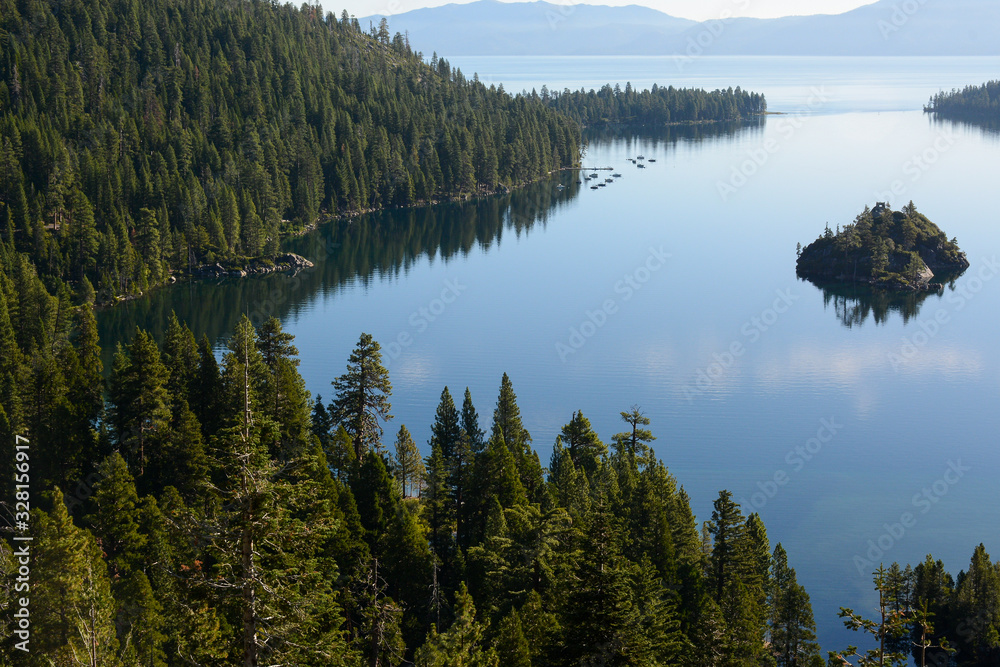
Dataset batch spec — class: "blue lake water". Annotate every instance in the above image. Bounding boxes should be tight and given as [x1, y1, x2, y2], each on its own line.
[96, 56, 1000, 654]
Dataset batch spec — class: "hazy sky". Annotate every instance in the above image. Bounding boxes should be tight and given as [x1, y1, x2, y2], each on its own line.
[333, 0, 880, 21]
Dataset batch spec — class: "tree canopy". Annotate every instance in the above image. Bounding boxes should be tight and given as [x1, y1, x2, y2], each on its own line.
[0, 0, 581, 301]
[2, 301, 830, 665]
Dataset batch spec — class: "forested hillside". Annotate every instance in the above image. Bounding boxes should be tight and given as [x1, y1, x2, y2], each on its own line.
[926, 81, 1000, 126]
[0, 0, 581, 300]
[0, 272, 824, 664]
[540, 83, 767, 126]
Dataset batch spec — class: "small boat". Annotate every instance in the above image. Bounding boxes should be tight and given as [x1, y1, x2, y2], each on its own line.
[590, 185, 599, 190]
[637, 164, 646, 168]
[576, 181, 582, 184]
[648, 159, 656, 163]
[612, 173, 622, 178]
[590, 173, 599, 178]
[556, 184, 566, 189]
[637, 155, 645, 160]
[605, 178, 614, 183]
[598, 183, 607, 187]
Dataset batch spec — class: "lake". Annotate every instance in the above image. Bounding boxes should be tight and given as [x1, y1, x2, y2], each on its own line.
[96, 56, 1000, 654]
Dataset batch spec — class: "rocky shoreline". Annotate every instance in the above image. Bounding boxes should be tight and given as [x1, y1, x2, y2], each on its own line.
[189, 252, 315, 279]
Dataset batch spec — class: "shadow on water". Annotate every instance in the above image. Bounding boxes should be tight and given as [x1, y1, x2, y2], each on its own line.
[801, 271, 966, 328]
[95, 178, 582, 369]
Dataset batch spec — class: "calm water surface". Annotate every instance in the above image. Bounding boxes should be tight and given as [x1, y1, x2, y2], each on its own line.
[97, 57, 1000, 653]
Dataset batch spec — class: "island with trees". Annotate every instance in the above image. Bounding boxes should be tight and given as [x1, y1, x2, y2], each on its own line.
[796, 202, 969, 291]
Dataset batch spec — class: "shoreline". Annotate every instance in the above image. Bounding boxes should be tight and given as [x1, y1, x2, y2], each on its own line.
[95, 165, 582, 308]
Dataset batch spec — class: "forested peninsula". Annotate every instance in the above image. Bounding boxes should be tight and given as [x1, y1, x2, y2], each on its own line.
[541, 83, 767, 127]
[925, 81, 1000, 126]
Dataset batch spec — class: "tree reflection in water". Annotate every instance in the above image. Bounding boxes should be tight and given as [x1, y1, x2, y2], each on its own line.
[802, 270, 967, 328]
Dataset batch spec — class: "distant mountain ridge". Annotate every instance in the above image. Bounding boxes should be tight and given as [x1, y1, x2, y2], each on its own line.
[362, 0, 697, 56]
[363, 0, 1000, 56]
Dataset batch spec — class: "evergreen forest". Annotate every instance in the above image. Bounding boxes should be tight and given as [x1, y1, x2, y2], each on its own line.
[0, 0, 581, 301]
[8, 1, 998, 666]
[0, 270, 827, 663]
[1, 286, 998, 664]
[541, 83, 767, 127]
[925, 81, 1000, 126]
[0, 0, 766, 303]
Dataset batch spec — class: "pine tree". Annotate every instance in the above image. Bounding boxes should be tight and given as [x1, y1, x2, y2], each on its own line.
[558, 443, 593, 520]
[69, 305, 103, 430]
[770, 544, 822, 667]
[352, 453, 399, 557]
[161, 312, 199, 400]
[430, 386, 462, 459]
[707, 490, 746, 604]
[193, 334, 222, 437]
[257, 316, 311, 457]
[559, 505, 645, 666]
[560, 410, 605, 476]
[882, 562, 913, 656]
[467, 434, 528, 546]
[737, 512, 773, 662]
[910, 555, 955, 666]
[495, 608, 532, 667]
[612, 405, 656, 461]
[467, 496, 515, 619]
[392, 424, 424, 498]
[415, 584, 499, 667]
[327, 424, 357, 483]
[424, 443, 454, 564]
[632, 555, 690, 665]
[108, 328, 170, 481]
[461, 387, 485, 453]
[331, 333, 392, 460]
[85, 453, 145, 580]
[450, 431, 475, 550]
[31, 491, 120, 665]
[312, 394, 334, 451]
[158, 396, 209, 502]
[352, 556, 406, 667]
[832, 565, 910, 667]
[192, 318, 352, 665]
[490, 372, 531, 459]
[24, 340, 70, 491]
[955, 544, 1000, 663]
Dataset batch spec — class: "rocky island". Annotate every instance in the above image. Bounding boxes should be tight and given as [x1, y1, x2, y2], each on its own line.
[796, 202, 969, 291]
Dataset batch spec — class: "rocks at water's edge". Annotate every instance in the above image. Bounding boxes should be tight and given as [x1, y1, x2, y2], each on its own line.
[190, 253, 314, 279]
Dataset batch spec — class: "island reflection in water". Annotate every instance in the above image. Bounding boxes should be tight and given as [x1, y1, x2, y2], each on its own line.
[802, 270, 966, 328]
